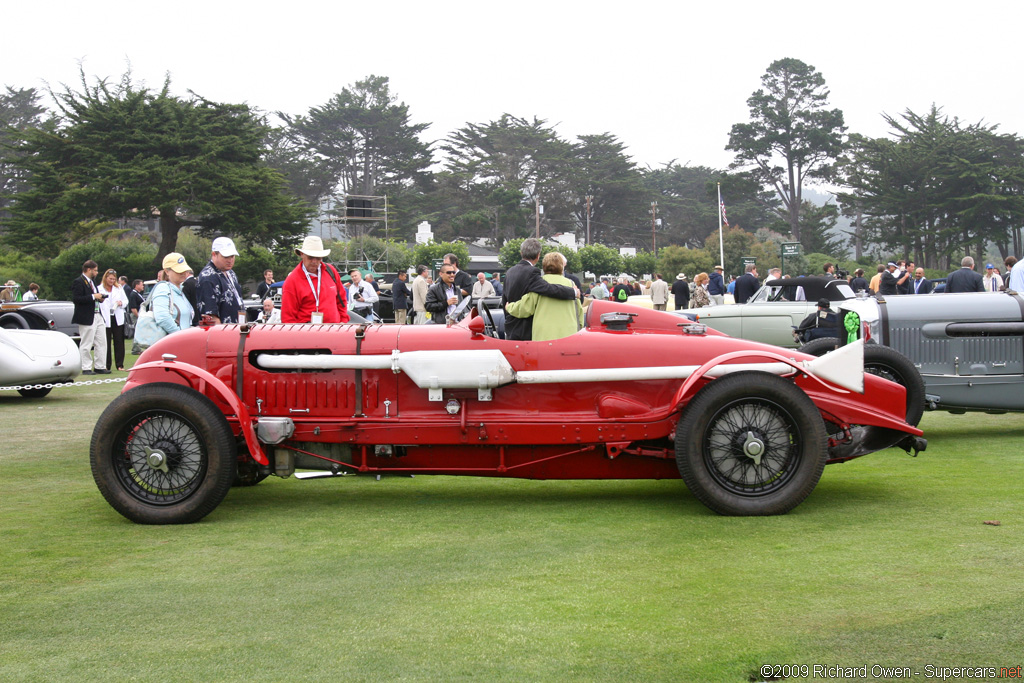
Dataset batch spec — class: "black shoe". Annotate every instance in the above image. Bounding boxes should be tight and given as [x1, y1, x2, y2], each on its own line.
[82, 370, 94, 375]
[94, 368, 111, 374]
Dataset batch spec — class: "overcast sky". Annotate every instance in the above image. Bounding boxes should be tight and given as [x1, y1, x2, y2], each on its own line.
[6, 0, 1021, 174]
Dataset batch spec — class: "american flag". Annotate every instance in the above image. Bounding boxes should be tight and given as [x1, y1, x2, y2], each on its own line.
[720, 198, 729, 226]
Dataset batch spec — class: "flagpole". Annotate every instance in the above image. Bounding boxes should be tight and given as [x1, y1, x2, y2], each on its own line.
[717, 183, 725, 276]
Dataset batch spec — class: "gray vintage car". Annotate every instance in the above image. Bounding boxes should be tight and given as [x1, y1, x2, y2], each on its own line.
[1, 297, 79, 339]
[672, 277, 853, 348]
[804, 291, 1024, 414]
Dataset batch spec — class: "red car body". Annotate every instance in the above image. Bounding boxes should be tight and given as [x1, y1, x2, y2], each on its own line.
[91, 300, 924, 523]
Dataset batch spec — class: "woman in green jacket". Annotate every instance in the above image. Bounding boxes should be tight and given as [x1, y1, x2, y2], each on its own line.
[505, 252, 583, 341]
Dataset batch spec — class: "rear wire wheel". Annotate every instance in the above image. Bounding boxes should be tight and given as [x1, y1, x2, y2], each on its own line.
[91, 383, 237, 524]
[676, 372, 827, 515]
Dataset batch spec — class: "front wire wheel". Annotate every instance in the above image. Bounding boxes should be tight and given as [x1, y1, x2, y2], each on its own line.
[676, 372, 827, 515]
[91, 383, 237, 524]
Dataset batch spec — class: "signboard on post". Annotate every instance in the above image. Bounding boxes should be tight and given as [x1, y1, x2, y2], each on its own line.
[741, 256, 756, 268]
[432, 258, 444, 278]
[780, 242, 801, 276]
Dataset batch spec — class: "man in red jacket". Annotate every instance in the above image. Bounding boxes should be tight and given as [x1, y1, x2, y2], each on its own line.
[281, 236, 349, 324]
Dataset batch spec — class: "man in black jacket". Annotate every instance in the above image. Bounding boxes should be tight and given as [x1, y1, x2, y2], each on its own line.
[945, 256, 985, 293]
[501, 238, 577, 341]
[670, 274, 689, 310]
[878, 262, 906, 296]
[733, 264, 759, 304]
[443, 253, 475, 298]
[71, 259, 109, 374]
[392, 271, 411, 324]
[424, 264, 463, 323]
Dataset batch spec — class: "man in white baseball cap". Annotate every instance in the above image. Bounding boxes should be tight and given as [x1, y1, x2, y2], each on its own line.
[197, 236, 245, 324]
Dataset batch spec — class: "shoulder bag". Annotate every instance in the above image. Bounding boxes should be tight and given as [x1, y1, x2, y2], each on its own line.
[133, 283, 179, 353]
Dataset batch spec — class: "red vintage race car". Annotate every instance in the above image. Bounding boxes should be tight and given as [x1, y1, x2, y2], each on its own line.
[90, 299, 925, 524]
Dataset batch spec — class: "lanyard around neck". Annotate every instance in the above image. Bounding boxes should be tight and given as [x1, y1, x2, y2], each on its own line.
[302, 264, 322, 311]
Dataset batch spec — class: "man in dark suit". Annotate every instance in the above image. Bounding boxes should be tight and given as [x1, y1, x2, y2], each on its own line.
[391, 271, 411, 324]
[878, 262, 905, 296]
[71, 259, 109, 374]
[945, 256, 985, 293]
[671, 274, 689, 310]
[733, 264, 760, 304]
[910, 268, 934, 295]
[501, 238, 578, 341]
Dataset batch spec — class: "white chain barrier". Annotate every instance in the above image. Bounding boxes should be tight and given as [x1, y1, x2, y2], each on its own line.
[2, 376, 128, 393]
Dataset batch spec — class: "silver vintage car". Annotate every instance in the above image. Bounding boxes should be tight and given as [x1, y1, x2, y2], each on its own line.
[805, 291, 1024, 414]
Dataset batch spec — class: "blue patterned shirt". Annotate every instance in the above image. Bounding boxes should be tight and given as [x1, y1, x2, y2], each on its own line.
[197, 260, 244, 323]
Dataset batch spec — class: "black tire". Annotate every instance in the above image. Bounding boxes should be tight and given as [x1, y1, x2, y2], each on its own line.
[798, 339, 925, 426]
[1, 314, 31, 330]
[798, 337, 839, 356]
[863, 345, 926, 427]
[90, 383, 237, 524]
[17, 386, 52, 398]
[676, 372, 827, 516]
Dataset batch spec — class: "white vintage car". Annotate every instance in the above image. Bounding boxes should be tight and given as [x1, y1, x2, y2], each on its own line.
[0, 328, 81, 398]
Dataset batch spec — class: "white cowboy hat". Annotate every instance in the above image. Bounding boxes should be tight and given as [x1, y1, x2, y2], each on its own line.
[295, 235, 331, 258]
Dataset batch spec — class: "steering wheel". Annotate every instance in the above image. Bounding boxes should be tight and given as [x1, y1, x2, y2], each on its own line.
[476, 299, 498, 338]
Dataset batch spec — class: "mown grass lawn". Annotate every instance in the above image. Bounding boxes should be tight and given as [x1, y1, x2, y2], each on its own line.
[2, 360, 1022, 682]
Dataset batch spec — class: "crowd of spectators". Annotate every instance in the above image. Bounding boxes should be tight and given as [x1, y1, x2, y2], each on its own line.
[52, 232, 1024, 366]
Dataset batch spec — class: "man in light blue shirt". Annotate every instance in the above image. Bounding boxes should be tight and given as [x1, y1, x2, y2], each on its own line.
[1008, 259, 1024, 292]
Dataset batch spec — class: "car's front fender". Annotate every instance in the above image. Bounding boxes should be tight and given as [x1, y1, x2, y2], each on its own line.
[127, 356, 266, 465]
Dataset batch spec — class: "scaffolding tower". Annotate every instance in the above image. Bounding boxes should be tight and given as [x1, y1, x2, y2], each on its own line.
[318, 194, 394, 274]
